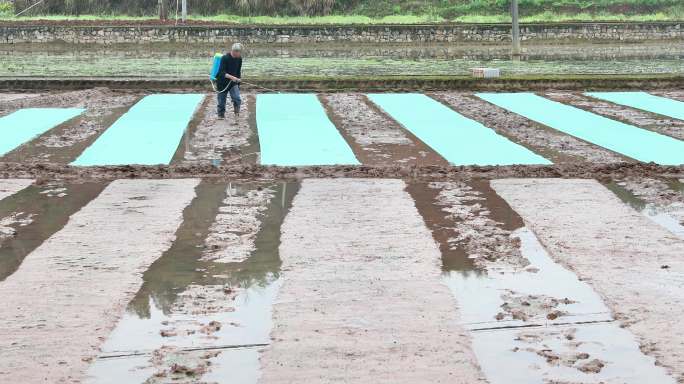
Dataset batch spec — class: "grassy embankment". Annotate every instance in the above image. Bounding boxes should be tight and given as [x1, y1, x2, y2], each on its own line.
[1, 0, 682, 23]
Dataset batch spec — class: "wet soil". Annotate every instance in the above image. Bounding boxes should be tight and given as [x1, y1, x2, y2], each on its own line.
[493, 179, 684, 382]
[259, 179, 486, 383]
[430, 92, 626, 164]
[407, 180, 525, 271]
[544, 92, 684, 141]
[1, 162, 681, 186]
[0, 181, 106, 281]
[320, 93, 448, 166]
[0, 179, 199, 384]
[88, 180, 298, 383]
[652, 90, 684, 102]
[177, 93, 259, 166]
[605, 177, 684, 233]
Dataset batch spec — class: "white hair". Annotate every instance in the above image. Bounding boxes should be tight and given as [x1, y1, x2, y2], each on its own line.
[231, 43, 243, 52]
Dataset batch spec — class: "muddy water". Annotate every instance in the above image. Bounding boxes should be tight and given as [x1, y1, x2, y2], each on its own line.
[2, 42, 683, 78]
[409, 179, 673, 383]
[603, 179, 684, 239]
[0, 181, 106, 281]
[86, 180, 299, 383]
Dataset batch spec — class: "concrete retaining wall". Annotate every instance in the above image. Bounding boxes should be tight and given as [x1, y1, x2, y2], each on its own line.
[1, 22, 681, 44]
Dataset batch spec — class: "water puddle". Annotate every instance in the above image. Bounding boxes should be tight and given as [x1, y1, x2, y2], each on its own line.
[85, 180, 299, 383]
[410, 179, 673, 383]
[0, 181, 106, 281]
[603, 179, 684, 239]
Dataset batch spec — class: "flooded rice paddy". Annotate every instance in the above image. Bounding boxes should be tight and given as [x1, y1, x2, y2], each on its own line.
[0, 85, 683, 383]
[1, 42, 683, 78]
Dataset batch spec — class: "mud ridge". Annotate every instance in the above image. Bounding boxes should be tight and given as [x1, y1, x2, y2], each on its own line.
[0, 162, 681, 182]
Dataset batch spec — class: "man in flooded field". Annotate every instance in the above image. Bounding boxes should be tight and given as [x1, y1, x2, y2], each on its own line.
[217, 43, 243, 122]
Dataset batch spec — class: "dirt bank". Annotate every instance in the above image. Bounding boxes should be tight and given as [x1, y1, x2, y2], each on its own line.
[431, 92, 625, 164]
[653, 90, 684, 102]
[0, 179, 198, 383]
[407, 181, 526, 270]
[0, 162, 682, 183]
[320, 93, 448, 166]
[544, 92, 684, 141]
[259, 179, 486, 383]
[182, 93, 258, 165]
[492, 179, 684, 382]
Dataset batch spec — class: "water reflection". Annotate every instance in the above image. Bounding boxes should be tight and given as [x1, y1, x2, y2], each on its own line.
[0, 182, 106, 281]
[86, 180, 300, 384]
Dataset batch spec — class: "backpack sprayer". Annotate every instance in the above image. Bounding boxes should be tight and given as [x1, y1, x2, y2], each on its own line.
[209, 53, 280, 94]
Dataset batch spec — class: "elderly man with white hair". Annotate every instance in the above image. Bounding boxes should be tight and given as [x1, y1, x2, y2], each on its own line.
[216, 42, 243, 122]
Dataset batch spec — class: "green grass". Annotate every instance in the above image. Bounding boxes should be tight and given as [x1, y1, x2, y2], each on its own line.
[1, 10, 682, 24]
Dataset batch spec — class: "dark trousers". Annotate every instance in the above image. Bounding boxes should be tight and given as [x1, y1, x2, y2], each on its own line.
[217, 85, 242, 117]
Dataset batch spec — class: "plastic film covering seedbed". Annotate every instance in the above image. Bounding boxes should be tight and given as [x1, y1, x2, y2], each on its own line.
[72, 94, 204, 166]
[256, 94, 360, 166]
[478, 92, 684, 165]
[586, 91, 684, 121]
[0, 108, 84, 157]
[367, 93, 550, 166]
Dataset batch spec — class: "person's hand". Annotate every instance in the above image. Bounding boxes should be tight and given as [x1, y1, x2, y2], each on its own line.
[235, 78, 241, 83]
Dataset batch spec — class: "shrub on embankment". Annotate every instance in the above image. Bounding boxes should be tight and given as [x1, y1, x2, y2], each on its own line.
[6, 0, 683, 20]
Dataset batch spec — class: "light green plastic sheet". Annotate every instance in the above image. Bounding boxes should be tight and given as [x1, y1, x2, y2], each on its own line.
[478, 92, 684, 165]
[586, 91, 684, 121]
[73, 94, 204, 166]
[367, 93, 550, 165]
[256, 94, 359, 166]
[0, 108, 84, 157]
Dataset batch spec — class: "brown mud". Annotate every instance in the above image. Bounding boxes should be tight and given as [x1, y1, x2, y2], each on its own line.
[1, 162, 681, 183]
[652, 90, 684, 102]
[430, 92, 625, 164]
[407, 180, 525, 271]
[544, 92, 684, 141]
[320, 93, 448, 166]
[177, 93, 259, 166]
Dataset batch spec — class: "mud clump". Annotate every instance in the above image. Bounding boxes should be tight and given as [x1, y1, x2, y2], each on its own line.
[577, 359, 606, 373]
[147, 346, 219, 383]
[496, 291, 575, 322]
[514, 328, 606, 374]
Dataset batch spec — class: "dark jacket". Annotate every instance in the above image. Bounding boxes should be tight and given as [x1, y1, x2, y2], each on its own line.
[217, 53, 242, 91]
